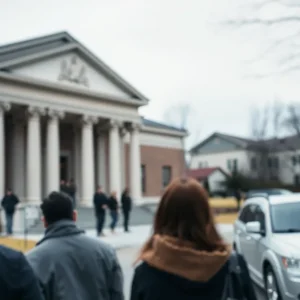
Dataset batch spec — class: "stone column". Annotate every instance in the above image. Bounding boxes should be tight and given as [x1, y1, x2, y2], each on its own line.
[96, 128, 107, 193]
[109, 120, 121, 198]
[81, 115, 97, 206]
[73, 125, 81, 199]
[46, 109, 64, 194]
[11, 114, 25, 200]
[0, 102, 11, 198]
[130, 123, 142, 203]
[26, 106, 45, 204]
[119, 127, 127, 191]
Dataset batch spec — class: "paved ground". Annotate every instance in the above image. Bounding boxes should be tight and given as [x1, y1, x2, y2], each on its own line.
[27, 205, 154, 234]
[116, 231, 266, 300]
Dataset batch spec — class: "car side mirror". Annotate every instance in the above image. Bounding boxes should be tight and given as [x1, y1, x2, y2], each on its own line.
[246, 221, 263, 235]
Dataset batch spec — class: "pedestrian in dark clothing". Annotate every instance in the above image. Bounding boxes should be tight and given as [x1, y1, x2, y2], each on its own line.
[93, 186, 108, 236]
[1, 188, 19, 235]
[0, 245, 44, 300]
[60, 180, 67, 194]
[130, 177, 257, 300]
[67, 179, 76, 208]
[108, 191, 119, 233]
[235, 189, 243, 210]
[26, 191, 123, 300]
[121, 187, 132, 232]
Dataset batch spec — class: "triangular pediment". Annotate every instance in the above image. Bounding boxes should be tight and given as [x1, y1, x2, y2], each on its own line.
[0, 32, 148, 102]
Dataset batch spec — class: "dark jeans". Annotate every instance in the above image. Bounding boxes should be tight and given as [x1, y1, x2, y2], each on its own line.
[110, 211, 118, 230]
[123, 210, 130, 232]
[96, 212, 105, 235]
[5, 212, 13, 235]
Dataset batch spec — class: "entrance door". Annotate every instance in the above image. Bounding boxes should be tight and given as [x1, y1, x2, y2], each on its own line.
[60, 155, 69, 181]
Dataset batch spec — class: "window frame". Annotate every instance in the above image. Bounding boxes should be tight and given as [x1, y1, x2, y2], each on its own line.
[162, 165, 172, 188]
[141, 164, 146, 194]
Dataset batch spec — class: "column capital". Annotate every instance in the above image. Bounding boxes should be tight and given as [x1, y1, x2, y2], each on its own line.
[109, 119, 122, 129]
[129, 122, 142, 132]
[0, 101, 11, 112]
[81, 115, 98, 125]
[27, 106, 46, 117]
[48, 109, 65, 119]
[119, 127, 127, 137]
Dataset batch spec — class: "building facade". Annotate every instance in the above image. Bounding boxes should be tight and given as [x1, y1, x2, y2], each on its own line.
[0, 32, 186, 206]
[190, 132, 300, 185]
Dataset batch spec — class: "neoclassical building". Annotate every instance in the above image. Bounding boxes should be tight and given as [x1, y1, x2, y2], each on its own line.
[0, 32, 186, 206]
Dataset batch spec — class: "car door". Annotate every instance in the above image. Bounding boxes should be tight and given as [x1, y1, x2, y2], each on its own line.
[240, 204, 257, 273]
[236, 205, 253, 256]
[247, 205, 266, 282]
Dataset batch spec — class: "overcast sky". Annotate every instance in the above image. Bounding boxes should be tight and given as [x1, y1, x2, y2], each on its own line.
[1, 0, 300, 148]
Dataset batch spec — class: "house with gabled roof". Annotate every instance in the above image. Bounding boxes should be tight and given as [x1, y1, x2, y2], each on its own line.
[0, 31, 187, 208]
[189, 132, 300, 185]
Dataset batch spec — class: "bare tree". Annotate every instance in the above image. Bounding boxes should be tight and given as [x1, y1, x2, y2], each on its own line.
[226, 0, 300, 75]
[249, 101, 284, 180]
[163, 102, 192, 130]
[284, 103, 300, 136]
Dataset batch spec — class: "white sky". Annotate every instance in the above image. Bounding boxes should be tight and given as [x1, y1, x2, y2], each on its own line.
[1, 0, 300, 148]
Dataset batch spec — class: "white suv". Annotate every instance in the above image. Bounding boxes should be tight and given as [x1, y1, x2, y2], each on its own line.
[233, 194, 300, 300]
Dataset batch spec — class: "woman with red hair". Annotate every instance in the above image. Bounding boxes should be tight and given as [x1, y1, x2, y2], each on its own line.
[130, 177, 256, 300]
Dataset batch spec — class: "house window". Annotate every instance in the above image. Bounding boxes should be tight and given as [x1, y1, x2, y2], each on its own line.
[162, 166, 172, 188]
[251, 157, 257, 170]
[198, 162, 202, 168]
[141, 165, 146, 193]
[232, 159, 238, 172]
[294, 175, 300, 186]
[227, 159, 232, 171]
[273, 157, 279, 169]
[268, 157, 272, 168]
[292, 156, 297, 166]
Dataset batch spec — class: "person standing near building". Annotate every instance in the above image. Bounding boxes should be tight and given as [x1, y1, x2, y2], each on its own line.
[1, 188, 19, 235]
[121, 188, 132, 232]
[108, 191, 119, 234]
[67, 179, 76, 208]
[93, 186, 108, 237]
[0, 245, 44, 300]
[26, 191, 124, 300]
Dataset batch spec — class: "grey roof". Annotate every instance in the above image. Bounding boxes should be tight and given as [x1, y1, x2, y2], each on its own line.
[190, 132, 300, 153]
[0, 31, 149, 102]
[142, 118, 187, 133]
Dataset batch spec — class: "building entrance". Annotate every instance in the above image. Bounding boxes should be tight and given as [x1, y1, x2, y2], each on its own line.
[60, 155, 69, 181]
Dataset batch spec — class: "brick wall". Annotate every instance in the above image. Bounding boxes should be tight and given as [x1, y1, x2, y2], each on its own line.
[140, 145, 185, 197]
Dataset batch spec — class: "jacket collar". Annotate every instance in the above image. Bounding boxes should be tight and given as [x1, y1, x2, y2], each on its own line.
[36, 220, 85, 246]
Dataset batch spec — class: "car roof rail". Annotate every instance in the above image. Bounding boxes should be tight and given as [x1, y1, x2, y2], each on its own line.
[245, 193, 269, 201]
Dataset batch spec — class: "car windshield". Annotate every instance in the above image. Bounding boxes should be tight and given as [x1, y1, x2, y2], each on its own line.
[271, 202, 300, 233]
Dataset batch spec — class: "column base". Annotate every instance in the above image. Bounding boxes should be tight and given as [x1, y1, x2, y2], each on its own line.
[79, 200, 93, 208]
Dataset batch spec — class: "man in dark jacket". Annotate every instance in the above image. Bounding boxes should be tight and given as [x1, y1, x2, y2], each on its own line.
[0, 245, 44, 300]
[1, 188, 20, 235]
[26, 191, 123, 300]
[121, 188, 132, 232]
[93, 186, 108, 236]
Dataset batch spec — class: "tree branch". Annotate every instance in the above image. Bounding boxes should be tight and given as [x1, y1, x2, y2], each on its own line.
[225, 16, 300, 26]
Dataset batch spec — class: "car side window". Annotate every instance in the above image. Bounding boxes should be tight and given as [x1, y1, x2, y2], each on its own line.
[239, 204, 257, 223]
[254, 206, 266, 232]
[239, 206, 250, 223]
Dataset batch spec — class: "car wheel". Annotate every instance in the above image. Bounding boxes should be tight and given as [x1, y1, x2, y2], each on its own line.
[264, 266, 282, 300]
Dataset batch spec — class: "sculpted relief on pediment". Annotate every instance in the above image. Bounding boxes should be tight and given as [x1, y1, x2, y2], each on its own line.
[58, 55, 89, 87]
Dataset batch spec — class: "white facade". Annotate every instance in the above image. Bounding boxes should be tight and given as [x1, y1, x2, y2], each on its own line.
[190, 150, 252, 175]
[0, 32, 186, 212]
[206, 169, 227, 193]
[190, 133, 300, 186]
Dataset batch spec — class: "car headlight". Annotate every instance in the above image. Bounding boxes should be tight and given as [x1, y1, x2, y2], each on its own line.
[282, 257, 300, 276]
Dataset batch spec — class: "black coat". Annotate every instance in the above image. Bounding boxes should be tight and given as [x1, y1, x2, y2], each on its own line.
[108, 196, 118, 211]
[130, 256, 257, 300]
[121, 193, 132, 211]
[93, 192, 108, 214]
[1, 194, 19, 214]
[0, 245, 44, 300]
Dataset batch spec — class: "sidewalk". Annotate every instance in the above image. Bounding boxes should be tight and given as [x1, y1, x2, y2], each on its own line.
[13, 223, 233, 250]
